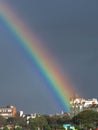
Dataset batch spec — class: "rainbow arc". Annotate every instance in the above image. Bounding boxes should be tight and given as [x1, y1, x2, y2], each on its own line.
[0, 2, 74, 111]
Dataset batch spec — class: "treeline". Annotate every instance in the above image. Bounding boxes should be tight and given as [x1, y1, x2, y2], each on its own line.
[0, 110, 98, 130]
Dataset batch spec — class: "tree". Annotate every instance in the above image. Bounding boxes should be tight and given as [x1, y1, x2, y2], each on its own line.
[7, 114, 27, 129]
[29, 115, 48, 130]
[57, 115, 71, 125]
[14, 127, 22, 130]
[3, 127, 9, 130]
[0, 116, 6, 127]
[72, 110, 98, 128]
[44, 124, 51, 130]
[43, 114, 70, 130]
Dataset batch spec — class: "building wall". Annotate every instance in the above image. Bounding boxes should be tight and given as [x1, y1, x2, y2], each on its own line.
[0, 105, 16, 118]
[70, 98, 98, 117]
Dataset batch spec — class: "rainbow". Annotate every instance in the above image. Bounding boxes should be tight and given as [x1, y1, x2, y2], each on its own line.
[0, 2, 73, 111]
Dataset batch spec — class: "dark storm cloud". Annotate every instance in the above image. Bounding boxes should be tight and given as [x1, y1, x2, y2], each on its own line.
[0, 0, 98, 113]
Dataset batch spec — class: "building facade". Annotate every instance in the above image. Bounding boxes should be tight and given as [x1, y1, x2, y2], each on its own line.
[70, 98, 98, 117]
[0, 105, 16, 118]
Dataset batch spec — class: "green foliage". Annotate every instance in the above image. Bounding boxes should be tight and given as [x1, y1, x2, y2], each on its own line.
[72, 110, 98, 128]
[42, 114, 71, 130]
[29, 115, 48, 130]
[44, 124, 51, 130]
[3, 127, 9, 130]
[0, 116, 6, 127]
[57, 116, 71, 125]
[57, 125, 65, 129]
[14, 127, 22, 130]
[12, 115, 26, 127]
[29, 121, 37, 130]
[1, 110, 98, 130]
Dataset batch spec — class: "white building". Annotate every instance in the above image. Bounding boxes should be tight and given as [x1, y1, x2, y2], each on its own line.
[70, 97, 98, 116]
[70, 98, 98, 107]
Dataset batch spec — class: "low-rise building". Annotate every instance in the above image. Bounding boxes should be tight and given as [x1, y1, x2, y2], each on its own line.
[0, 105, 16, 118]
[70, 97, 98, 117]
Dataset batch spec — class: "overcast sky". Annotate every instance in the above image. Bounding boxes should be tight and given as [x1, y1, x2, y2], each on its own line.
[0, 0, 98, 114]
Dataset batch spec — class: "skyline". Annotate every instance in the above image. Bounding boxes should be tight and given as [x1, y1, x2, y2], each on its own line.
[0, 0, 98, 114]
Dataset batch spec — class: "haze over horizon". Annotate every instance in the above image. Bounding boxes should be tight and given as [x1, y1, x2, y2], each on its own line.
[0, 0, 98, 114]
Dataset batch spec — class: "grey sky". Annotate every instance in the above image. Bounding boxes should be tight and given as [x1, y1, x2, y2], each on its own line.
[0, 0, 98, 114]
